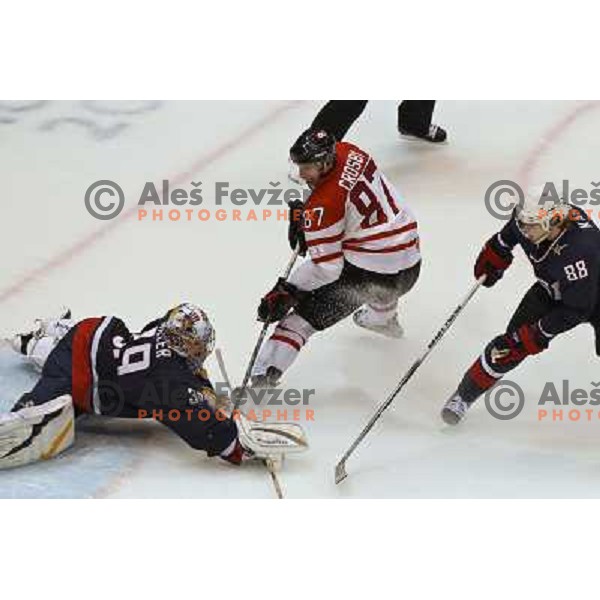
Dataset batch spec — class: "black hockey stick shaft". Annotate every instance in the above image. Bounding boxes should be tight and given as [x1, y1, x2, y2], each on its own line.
[334, 277, 485, 484]
[233, 248, 301, 411]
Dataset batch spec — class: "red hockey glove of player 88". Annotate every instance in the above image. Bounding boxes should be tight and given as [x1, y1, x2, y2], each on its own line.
[474, 236, 513, 287]
[492, 322, 550, 366]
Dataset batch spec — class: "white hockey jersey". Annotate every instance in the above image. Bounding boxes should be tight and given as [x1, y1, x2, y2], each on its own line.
[289, 141, 421, 291]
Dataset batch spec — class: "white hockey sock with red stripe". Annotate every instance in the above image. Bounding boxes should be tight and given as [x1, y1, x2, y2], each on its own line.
[252, 314, 316, 377]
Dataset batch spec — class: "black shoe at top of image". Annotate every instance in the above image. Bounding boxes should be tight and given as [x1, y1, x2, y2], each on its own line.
[399, 124, 447, 143]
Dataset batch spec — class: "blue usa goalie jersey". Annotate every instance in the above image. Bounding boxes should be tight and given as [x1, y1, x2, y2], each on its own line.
[493, 205, 600, 337]
[69, 315, 215, 416]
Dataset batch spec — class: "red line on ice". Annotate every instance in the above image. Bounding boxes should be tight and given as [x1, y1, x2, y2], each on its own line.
[0, 101, 304, 305]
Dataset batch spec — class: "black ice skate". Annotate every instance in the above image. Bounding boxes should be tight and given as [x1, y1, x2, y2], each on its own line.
[250, 366, 282, 390]
[231, 367, 283, 407]
[399, 124, 447, 143]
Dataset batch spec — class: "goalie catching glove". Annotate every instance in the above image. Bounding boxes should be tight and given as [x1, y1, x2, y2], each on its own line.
[223, 411, 308, 465]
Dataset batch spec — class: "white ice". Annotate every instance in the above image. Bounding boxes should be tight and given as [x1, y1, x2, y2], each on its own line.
[1, 100, 599, 498]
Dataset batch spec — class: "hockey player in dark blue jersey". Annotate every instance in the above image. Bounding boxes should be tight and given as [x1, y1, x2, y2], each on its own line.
[442, 192, 600, 425]
[6, 303, 307, 465]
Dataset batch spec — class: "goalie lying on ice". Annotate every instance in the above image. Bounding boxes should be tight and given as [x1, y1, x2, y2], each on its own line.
[1, 304, 307, 469]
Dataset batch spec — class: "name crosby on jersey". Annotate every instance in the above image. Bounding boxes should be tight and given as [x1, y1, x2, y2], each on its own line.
[297, 149, 368, 226]
[339, 149, 367, 191]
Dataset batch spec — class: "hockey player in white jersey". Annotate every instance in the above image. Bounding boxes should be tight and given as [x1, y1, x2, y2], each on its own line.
[252, 129, 422, 387]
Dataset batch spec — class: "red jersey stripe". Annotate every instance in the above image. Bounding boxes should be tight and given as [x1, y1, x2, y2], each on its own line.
[313, 251, 344, 264]
[343, 238, 418, 254]
[306, 231, 345, 248]
[71, 317, 103, 414]
[344, 222, 417, 245]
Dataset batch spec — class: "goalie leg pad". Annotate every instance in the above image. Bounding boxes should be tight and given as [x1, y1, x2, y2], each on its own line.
[0, 395, 75, 469]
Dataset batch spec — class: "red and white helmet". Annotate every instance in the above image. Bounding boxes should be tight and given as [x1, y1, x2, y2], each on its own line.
[162, 303, 215, 364]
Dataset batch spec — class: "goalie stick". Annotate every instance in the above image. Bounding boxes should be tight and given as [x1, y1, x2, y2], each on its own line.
[334, 277, 485, 485]
[215, 348, 285, 499]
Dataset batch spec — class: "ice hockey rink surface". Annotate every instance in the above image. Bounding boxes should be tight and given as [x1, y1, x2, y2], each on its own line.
[1, 100, 599, 498]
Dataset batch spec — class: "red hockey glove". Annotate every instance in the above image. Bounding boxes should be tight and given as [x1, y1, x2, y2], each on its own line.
[257, 278, 305, 323]
[492, 323, 550, 366]
[474, 236, 513, 287]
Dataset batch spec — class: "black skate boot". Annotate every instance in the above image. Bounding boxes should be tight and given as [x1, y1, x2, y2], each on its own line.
[231, 367, 283, 407]
[399, 123, 447, 143]
[250, 366, 282, 390]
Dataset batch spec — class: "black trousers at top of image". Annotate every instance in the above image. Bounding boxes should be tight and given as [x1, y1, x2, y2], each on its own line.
[296, 260, 421, 331]
[310, 100, 437, 141]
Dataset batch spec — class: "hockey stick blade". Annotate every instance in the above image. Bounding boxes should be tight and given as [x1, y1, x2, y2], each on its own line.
[264, 457, 284, 499]
[334, 460, 348, 485]
[333, 278, 484, 485]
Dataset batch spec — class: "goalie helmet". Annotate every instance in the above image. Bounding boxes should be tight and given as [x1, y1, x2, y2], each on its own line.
[162, 303, 215, 364]
[290, 128, 336, 165]
[515, 185, 569, 241]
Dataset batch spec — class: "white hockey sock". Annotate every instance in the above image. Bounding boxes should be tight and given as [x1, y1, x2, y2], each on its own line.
[252, 314, 316, 377]
[25, 318, 75, 371]
[43, 318, 74, 339]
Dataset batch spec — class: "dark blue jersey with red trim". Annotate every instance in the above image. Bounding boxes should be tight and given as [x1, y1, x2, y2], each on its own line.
[70, 315, 214, 416]
[494, 205, 600, 336]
